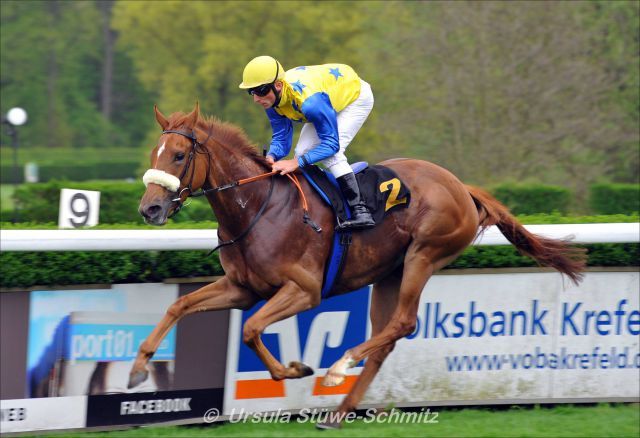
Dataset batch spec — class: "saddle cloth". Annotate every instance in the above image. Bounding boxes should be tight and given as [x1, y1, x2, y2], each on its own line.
[299, 162, 411, 298]
[300, 162, 411, 225]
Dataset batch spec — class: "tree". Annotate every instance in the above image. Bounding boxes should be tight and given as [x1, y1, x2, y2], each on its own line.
[1, 0, 152, 148]
[112, 0, 370, 147]
[1, 1, 62, 147]
[3, 0, 635, 198]
[99, 0, 115, 122]
[361, 1, 639, 198]
[578, 0, 640, 183]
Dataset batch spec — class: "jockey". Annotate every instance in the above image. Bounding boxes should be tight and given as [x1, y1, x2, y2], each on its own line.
[239, 55, 375, 231]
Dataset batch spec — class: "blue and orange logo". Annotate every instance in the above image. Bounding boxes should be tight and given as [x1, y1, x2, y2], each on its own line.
[234, 286, 370, 399]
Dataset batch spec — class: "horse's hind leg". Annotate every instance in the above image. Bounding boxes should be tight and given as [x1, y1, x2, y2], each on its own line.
[317, 268, 401, 430]
[323, 244, 439, 386]
[128, 277, 257, 388]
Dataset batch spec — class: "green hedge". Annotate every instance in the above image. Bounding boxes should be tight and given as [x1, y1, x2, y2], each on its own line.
[10, 180, 215, 223]
[0, 250, 223, 289]
[448, 244, 639, 269]
[1, 243, 636, 289]
[492, 183, 572, 215]
[0, 162, 140, 183]
[511, 213, 639, 224]
[9, 180, 639, 225]
[589, 183, 640, 215]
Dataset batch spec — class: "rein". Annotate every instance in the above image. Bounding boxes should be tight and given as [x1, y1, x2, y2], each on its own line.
[207, 174, 276, 255]
[203, 171, 322, 255]
[159, 129, 321, 255]
[191, 169, 277, 196]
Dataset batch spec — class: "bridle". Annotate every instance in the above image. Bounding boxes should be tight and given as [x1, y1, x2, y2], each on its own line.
[159, 128, 210, 217]
[147, 128, 321, 254]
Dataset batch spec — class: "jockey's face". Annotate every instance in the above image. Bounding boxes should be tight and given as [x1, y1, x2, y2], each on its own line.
[251, 81, 282, 108]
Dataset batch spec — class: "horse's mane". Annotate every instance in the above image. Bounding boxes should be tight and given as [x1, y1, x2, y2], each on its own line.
[167, 111, 270, 167]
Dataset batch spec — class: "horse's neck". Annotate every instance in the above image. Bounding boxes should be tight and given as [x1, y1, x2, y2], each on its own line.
[204, 138, 272, 237]
[210, 145, 263, 182]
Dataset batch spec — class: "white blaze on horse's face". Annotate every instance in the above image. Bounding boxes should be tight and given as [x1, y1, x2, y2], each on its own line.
[155, 141, 167, 165]
[142, 139, 182, 192]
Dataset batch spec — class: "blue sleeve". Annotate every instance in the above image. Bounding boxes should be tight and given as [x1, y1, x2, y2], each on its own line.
[297, 93, 340, 167]
[266, 108, 293, 160]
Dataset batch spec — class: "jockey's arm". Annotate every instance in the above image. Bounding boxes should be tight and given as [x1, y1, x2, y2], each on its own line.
[266, 108, 293, 162]
[297, 93, 340, 168]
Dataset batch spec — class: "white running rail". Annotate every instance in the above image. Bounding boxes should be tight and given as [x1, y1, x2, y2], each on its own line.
[1, 223, 638, 252]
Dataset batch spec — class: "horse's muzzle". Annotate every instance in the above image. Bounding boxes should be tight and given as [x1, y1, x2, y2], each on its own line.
[139, 198, 174, 225]
[140, 203, 163, 224]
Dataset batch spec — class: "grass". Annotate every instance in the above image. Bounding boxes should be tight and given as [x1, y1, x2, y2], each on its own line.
[0, 145, 146, 166]
[54, 403, 639, 438]
[1, 183, 15, 210]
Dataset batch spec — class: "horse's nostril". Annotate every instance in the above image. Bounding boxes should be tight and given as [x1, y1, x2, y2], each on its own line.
[143, 204, 162, 219]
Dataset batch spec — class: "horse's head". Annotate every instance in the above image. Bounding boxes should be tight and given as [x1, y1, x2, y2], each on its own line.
[139, 102, 210, 225]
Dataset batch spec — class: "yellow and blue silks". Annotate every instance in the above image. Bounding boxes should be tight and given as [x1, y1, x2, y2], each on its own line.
[266, 64, 362, 167]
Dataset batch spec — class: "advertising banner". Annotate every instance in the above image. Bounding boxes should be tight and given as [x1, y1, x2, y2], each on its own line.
[365, 271, 639, 405]
[27, 284, 179, 398]
[224, 271, 639, 413]
[86, 388, 224, 427]
[0, 396, 87, 433]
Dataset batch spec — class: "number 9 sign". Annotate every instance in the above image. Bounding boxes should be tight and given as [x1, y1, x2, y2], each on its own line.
[58, 188, 100, 228]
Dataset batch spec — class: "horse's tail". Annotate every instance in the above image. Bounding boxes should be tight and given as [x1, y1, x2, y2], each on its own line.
[466, 185, 587, 285]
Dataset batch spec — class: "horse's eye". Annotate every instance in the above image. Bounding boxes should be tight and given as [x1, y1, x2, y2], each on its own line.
[175, 153, 185, 162]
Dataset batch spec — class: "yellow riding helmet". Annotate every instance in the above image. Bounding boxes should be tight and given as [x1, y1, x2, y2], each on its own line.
[239, 56, 285, 89]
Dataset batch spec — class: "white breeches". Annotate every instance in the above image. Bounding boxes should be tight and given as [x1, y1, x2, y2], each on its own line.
[295, 79, 374, 178]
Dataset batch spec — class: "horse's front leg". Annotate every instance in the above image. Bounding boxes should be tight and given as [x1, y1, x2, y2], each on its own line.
[128, 276, 258, 388]
[243, 280, 320, 380]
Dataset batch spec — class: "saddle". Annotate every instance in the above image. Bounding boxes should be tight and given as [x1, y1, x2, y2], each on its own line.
[300, 162, 411, 225]
[300, 162, 411, 298]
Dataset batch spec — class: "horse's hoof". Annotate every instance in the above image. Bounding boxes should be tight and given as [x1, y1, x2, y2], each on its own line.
[128, 369, 149, 389]
[288, 361, 314, 378]
[316, 420, 342, 430]
[322, 371, 345, 387]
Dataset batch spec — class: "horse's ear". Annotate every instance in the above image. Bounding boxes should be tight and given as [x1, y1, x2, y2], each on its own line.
[183, 101, 200, 129]
[154, 105, 169, 130]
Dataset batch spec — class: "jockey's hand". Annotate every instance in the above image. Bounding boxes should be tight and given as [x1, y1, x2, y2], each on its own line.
[265, 155, 275, 165]
[272, 158, 299, 175]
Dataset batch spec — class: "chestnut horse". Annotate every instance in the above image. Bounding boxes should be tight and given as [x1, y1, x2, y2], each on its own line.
[131, 103, 585, 427]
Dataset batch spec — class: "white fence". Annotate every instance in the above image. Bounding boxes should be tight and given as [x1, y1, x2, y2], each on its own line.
[1, 223, 638, 252]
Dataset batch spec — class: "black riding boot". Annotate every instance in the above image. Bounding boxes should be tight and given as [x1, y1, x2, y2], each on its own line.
[335, 172, 375, 231]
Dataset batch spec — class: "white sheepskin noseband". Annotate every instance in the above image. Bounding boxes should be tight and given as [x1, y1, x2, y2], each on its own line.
[142, 169, 181, 192]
